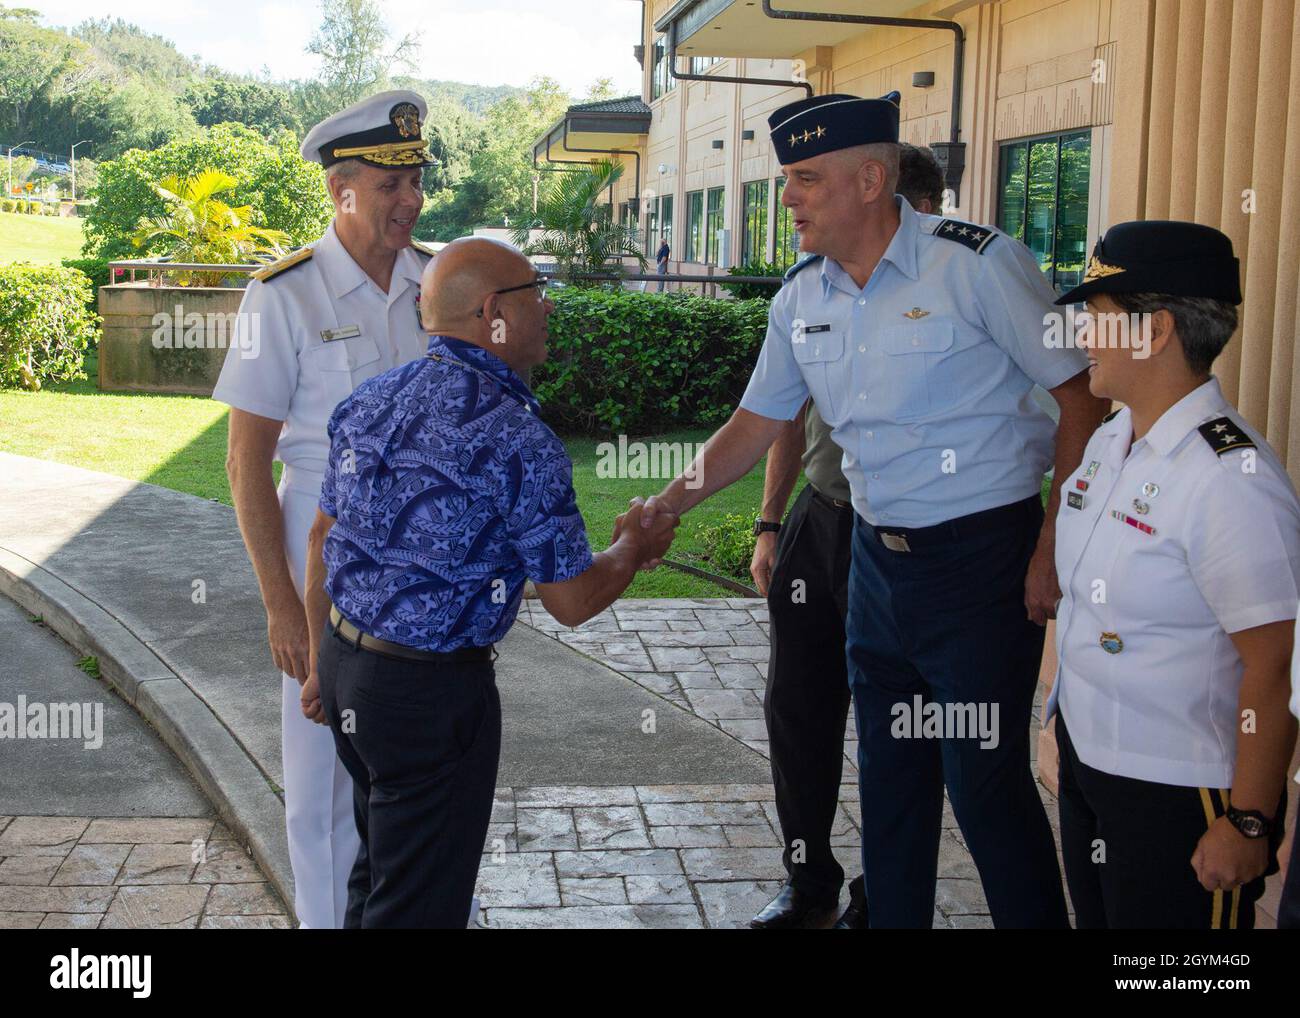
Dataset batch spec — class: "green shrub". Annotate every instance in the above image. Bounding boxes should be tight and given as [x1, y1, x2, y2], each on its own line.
[0, 266, 99, 389]
[82, 123, 331, 259]
[719, 258, 784, 301]
[61, 257, 111, 317]
[535, 288, 769, 434]
[25, 201, 38, 214]
[691, 512, 758, 580]
[0, 198, 13, 213]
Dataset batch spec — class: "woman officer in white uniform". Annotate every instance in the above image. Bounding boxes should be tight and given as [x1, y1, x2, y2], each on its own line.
[1048, 221, 1300, 929]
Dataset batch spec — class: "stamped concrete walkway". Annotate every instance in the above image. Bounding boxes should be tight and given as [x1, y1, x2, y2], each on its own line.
[0, 592, 290, 929]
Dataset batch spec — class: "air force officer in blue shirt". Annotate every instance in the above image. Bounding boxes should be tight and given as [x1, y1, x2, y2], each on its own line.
[639, 93, 1108, 927]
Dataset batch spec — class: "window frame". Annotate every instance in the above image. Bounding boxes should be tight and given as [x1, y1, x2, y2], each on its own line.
[995, 129, 1091, 294]
[684, 189, 704, 262]
[704, 186, 725, 266]
[741, 179, 769, 265]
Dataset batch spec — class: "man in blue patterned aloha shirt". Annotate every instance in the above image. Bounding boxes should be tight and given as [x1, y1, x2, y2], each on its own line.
[297, 237, 677, 928]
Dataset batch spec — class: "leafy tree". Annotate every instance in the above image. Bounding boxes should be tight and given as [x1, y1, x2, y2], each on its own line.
[0, 13, 68, 137]
[423, 96, 483, 193]
[71, 18, 197, 90]
[131, 169, 290, 285]
[584, 78, 618, 102]
[513, 158, 645, 284]
[183, 78, 298, 136]
[82, 122, 331, 259]
[417, 77, 569, 241]
[5, 153, 33, 189]
[294, 0, 419, 128]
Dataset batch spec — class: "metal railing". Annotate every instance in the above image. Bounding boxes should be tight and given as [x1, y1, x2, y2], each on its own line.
[106, 260, 785, 295]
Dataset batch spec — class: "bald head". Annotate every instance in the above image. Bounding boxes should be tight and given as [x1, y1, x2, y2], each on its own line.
[420, 235, 554, 373]
[420, 236, 534, 330]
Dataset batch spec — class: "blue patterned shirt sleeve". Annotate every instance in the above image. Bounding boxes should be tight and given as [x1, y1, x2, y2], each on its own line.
[317, 399, 350, 518]
[498, 424, 593, 584]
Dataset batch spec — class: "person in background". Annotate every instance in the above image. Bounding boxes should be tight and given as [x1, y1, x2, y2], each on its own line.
[299, 238, 678, 927]
[747, 142, 946, 930]
[656, 237, 671, 292]
[1049, 221, 1300, 928]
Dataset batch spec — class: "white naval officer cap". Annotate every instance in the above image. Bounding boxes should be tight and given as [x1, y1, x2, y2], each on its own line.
[299, 89, 435, 169]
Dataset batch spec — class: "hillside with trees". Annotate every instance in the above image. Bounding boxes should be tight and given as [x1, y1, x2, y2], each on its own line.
[0, 1, 619, 241]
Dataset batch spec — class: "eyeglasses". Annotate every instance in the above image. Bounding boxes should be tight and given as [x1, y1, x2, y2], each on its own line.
[491, 275, 549, 298]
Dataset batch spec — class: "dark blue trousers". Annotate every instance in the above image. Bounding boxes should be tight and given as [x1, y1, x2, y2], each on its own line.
[846, 499, 1069, 928]
[318, 625, 501, 929]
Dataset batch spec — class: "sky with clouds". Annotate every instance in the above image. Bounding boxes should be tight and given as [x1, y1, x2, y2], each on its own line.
[34, 1, 643, 97]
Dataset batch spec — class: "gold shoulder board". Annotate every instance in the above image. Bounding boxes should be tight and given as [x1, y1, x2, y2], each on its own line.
[251, 247, 314, 283]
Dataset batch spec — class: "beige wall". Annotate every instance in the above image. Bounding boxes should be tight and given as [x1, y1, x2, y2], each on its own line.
[643, 0, 805, 267]
[1109, 0, 1300, 483]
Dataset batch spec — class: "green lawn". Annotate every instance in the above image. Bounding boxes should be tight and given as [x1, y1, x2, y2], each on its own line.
[0, 352, 770, 597]
[0, 210, 85, 265]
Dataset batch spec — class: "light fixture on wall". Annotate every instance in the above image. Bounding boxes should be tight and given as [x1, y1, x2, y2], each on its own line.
[741, 129, 755, 140]
[913, 71, 935, 88]
[711, 139, 724, 149]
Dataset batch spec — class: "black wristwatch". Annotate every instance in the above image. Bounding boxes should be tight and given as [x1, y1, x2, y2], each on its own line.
[1225, 804, 1273, 839]
[753, 518, 782, 537]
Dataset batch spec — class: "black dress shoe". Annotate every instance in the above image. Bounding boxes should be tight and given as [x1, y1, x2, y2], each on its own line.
[832, 876, 868, 929]
[749, 882, 840, 929]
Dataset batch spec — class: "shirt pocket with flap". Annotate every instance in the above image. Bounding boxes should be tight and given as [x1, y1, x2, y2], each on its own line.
[791, 328, 846, 423]
[876, 321, 954, 422]
[311, 336, 382, 404]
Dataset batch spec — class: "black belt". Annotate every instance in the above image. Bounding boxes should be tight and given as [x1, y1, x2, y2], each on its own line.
[870, 495, 1041, 553]
[810, 486, 853, 512]
[328, 605, 494, 664]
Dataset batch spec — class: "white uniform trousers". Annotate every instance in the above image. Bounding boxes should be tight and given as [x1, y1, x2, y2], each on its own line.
[279, 470, 361, 929]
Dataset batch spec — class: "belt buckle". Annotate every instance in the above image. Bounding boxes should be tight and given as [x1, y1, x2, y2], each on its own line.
[880, 531, 912, 553]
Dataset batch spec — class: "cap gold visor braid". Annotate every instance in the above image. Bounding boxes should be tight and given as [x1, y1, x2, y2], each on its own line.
[331, 139, 430, 165]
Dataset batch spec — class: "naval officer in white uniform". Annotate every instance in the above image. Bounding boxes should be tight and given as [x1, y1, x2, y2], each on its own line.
[213, 90, 437, 928]
[1048, 221, 1300, 929]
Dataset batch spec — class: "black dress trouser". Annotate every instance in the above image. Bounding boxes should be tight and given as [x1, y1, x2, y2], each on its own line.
[318, 623, 501, 929]
[764, 483, 859, 902]
[1057, 711, 1283, 929]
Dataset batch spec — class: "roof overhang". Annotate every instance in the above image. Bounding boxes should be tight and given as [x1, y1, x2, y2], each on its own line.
[531, 102, 650, 165]
[654, 0, 933, 59]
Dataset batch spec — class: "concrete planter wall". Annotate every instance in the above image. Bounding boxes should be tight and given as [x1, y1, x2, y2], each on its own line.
[99, 282, 247, 396]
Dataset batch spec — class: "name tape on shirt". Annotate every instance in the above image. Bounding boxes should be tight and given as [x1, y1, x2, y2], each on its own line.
[321, 325, 362, 342]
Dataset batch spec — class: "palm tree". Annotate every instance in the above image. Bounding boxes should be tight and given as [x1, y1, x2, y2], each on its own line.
[512, 159, 645, 286]
[130, 169, 291, 286]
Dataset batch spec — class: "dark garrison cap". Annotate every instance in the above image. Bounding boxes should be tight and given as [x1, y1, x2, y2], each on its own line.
[768, 91, 900, 165]
[1055, 220, 1242, 306]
